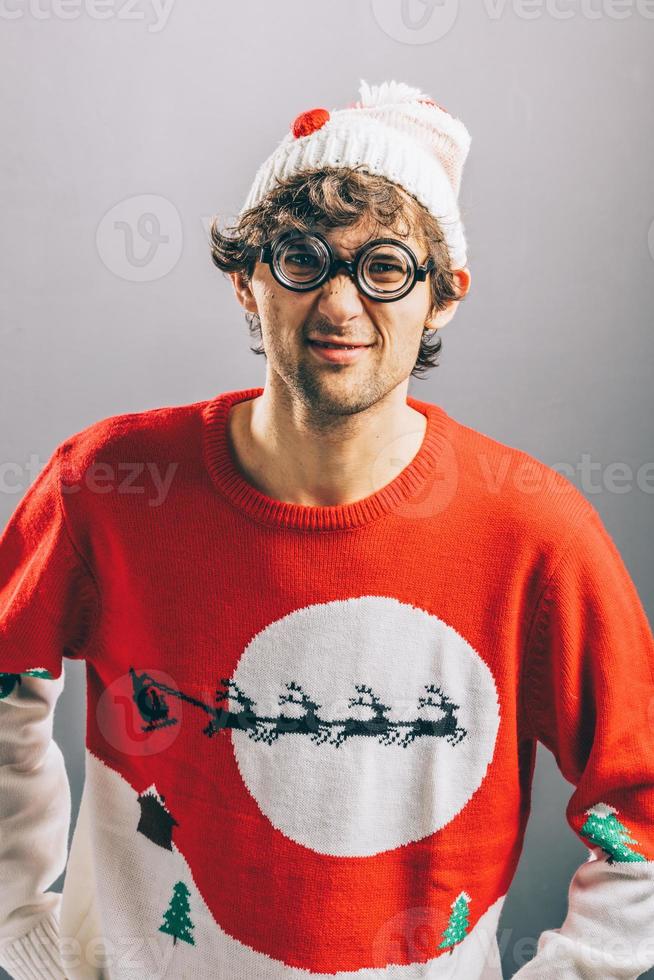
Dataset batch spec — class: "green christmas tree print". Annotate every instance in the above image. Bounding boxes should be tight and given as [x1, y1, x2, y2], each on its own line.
[580, 803, 647, 864]
[159, 881, 196, 946]
[437, 891, 471, 953]
[0, 668, 54, 700]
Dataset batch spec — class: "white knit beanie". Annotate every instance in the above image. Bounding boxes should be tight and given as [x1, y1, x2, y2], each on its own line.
[240, 79, 472, 269]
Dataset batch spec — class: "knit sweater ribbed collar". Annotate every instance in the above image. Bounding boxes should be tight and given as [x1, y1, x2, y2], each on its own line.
[202, 386, 450, 532]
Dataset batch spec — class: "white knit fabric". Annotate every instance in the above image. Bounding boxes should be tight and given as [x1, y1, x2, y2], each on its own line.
[240, 79, 472, 269]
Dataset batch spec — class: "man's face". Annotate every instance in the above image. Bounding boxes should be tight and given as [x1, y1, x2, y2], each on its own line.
[234, 219, 440, 417]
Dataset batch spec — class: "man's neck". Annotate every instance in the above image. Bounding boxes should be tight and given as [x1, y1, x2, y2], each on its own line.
[226, 385, 428, 508]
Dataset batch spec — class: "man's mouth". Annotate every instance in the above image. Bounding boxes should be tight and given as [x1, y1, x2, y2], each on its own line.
[306, 338, 374, 364]
[307, 339, 373, 350]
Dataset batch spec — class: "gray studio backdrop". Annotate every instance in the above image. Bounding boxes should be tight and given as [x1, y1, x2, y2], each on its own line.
[1, 2, 653, 978]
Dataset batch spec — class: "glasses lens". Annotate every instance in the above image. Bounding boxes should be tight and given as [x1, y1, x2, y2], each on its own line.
[360, 243, 414, 298]
[274, 234, 327, 287]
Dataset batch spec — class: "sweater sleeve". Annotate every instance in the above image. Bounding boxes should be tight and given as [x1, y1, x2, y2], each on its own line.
[0, 443, 99, 980]
[513, 500, 654, 979]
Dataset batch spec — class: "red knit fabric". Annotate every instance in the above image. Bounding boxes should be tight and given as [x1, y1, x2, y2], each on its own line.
[1, 386, 653, 979]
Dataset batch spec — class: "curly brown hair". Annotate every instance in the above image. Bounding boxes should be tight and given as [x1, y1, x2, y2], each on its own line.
[209, 166, 467, 379]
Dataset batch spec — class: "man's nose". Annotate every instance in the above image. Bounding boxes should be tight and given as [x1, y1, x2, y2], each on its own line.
[316, 268, 365, 319]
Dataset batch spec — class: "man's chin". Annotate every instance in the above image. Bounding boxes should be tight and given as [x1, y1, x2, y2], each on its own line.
[296, 377, 385, 417]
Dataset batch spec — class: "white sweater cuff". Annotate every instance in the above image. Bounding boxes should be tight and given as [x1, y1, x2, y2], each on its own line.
[0, 909, 67, 980]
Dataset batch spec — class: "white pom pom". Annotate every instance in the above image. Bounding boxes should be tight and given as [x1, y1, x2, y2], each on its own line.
[356, 79, 428, 108]
[586, 802, 618, 819]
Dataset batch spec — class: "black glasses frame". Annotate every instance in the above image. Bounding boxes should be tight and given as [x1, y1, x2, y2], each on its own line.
[258, 230, 435, 303]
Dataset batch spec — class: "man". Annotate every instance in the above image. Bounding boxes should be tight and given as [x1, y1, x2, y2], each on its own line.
[0, 79, 653, 980]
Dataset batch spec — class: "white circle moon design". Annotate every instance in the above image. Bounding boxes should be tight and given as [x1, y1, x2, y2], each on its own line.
[230, 596, 500, 857]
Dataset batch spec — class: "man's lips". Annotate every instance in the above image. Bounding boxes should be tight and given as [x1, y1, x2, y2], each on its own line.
[306, 339, 374, 364]
[306, 338, 374, 348]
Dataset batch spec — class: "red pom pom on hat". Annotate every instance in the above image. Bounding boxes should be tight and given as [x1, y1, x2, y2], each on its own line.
[292, 108, 330, 138]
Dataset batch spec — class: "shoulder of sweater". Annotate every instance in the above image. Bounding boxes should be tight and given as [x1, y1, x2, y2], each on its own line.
[51, 397, 214, 476]
[443, 410, 597, 551]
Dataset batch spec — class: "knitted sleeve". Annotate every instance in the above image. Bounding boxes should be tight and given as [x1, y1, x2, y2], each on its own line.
[0, 443, 99, 980]
[513, 500, 654, 979]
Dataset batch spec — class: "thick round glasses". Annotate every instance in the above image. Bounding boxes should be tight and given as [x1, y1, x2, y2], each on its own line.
[258, 230, 435, 303]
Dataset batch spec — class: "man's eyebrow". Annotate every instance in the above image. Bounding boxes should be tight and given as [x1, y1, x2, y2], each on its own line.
[312, 229, 412, 255]
[309, 228, 370, 250]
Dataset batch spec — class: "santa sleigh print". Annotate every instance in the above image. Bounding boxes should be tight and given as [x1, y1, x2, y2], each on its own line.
[129, 667, 468, 749]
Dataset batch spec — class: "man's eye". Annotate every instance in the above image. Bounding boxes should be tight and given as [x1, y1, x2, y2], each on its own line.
[287, 253, 320, 268]
[369, 262, 407, 281]
[370, 262, 402, 273]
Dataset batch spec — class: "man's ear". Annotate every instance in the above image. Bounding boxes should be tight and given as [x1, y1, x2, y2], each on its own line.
[424, 266, 472, 331]
[229, 270, 259, 315]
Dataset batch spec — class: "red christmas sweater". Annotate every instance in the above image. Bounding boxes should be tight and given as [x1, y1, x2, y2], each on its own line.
[1, 386, 653, 980]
